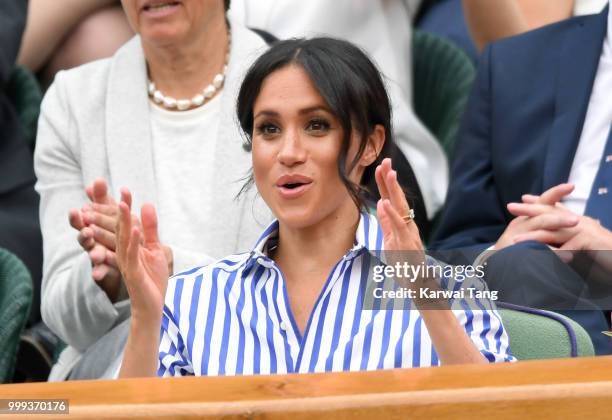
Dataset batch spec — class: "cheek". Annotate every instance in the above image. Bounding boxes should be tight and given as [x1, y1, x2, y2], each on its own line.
[251, 139, 275, 194]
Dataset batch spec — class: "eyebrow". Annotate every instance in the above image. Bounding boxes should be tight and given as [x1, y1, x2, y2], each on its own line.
[254, 106, 332, 120]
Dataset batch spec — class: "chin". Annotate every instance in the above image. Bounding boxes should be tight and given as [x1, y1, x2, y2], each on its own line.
[141, 26, 187, 46]
[273, 206, 319, 230]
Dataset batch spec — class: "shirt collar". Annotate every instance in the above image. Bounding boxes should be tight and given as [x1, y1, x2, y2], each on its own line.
[246, 211, 384, 269]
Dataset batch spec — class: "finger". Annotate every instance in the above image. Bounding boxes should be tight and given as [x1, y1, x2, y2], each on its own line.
[377, 199, 394, 241]
[92, 264, 112, 282]
[92, 178, 115, 205]
[385, 169, 411, 218]
[513, 222, 575, 245]
[521, 194, 539, 204]
[91, 224, 117, 251]
[507, 202, 565, 218]
[126, 226, 142, 275]
[556, 249, 575, 264]
[91, 202, 119, 217]
[383, 199, 414, 248]
[375, 165, 390, 200]
[69, 208, 85, 230]
[560, 235, 584, 252]
[85, 185, 95, 202]
[141, 203, 160, 247]
[526, 212, 580, 232]
[105, 249, 118, 268]
[77, 227, 96, 250]
[537, 183, 574, 205]
[83, 210, 117, 233]
[117, 202, 132, 261]
[89, 244, 107, 265]
[120, 187, 133, 209]
[513, 230, 564, 245]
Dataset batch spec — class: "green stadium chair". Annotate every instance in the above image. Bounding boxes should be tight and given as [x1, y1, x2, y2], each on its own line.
[0, 248, 33, 383]
[412, 29, 476, 159]
[498, 302, 595, 360]
[6, 65, 42, 150]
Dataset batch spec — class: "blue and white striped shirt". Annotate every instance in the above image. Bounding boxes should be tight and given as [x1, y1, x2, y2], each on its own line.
[158, 213, 514, 377]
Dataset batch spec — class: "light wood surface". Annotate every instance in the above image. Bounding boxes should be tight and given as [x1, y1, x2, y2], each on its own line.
[2, 356, 612, 419]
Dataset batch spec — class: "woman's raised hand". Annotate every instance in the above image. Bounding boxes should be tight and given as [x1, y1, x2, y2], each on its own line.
[116, 193, 170, 323]
[374, 158, 424, 252]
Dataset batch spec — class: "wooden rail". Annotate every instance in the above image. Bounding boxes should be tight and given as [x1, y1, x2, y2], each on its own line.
[2, 356, 612, 419]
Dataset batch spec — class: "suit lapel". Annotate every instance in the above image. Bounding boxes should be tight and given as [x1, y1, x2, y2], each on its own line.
[105, 36, 157, 207]
[543, 8, 608, 190]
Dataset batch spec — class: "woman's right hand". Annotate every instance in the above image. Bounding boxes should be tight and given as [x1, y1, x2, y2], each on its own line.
[116, 194, 170, 324]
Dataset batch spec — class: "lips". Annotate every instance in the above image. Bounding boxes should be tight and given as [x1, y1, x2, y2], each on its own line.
[276, 174, 313, 199]
[142, 1, 181, 14]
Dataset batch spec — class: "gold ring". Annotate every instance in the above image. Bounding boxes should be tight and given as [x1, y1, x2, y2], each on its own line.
[402, 209, 415, 224]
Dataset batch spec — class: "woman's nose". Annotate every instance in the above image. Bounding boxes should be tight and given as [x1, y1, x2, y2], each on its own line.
[277, 129, 307, 167]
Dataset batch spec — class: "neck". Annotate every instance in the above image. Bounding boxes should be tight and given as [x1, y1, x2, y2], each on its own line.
[143, 18, 229, 99]
[274, 201, 362, 279]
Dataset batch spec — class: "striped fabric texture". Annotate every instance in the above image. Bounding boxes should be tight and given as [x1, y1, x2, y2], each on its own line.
[158, 213, 514, 377]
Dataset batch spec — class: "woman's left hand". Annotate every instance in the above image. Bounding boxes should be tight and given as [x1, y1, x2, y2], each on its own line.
[374, 158, 424, 252]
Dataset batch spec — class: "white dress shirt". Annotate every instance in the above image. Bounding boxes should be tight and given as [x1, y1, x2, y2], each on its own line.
[563, 5, 612, 215]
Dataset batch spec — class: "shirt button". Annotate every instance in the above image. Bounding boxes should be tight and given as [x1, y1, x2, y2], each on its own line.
[598, 187, 608, 195]
[280, 321, 287, 331]
[606, 155, 612, 163]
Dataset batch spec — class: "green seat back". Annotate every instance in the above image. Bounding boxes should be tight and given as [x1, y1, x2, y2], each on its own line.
[412, 30, 476, 159]
[6, 65, 42, 149]
[0, 248, 33, 383]
[498, 303, 594, 360]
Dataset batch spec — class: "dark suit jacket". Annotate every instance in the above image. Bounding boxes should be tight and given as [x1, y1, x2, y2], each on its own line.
[431, 8, 609, 257]
[429, 9, 612, 355]
[0, 0, 43, 323]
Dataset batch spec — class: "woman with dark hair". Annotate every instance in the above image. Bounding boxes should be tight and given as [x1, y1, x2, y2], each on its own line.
[117, 38, 513, 378]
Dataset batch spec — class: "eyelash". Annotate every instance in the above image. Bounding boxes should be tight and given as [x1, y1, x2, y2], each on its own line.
[255, 118, 331, 137]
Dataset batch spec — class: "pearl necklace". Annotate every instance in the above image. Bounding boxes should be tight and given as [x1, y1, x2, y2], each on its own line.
[147, 34, 231, 111]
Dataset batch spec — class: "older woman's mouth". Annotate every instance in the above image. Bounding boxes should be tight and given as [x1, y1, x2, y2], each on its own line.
[142, 1, 181, 17]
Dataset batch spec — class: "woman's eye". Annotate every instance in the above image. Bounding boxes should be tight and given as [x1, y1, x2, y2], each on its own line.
[306, 119, 330, 132]
[256, 123, 280, 136]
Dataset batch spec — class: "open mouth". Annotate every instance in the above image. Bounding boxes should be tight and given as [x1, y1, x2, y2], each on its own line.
[283, 183, 306, 190]
[276, 175, 314, 198]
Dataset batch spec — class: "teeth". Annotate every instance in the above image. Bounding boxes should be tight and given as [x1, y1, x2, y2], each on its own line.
[146, 2, 176, 11]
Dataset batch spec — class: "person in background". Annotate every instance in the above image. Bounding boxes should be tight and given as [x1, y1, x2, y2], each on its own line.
[463, 0, 607, 51]
[430, 5, 612, 354]
[230, 0, 448, 234]
[18, 0, 133, 88]
[115, 38, 513, 378]
[0, 0, 52, 382]
[35, 0, 271, 381]
[417, 0, 607, 63]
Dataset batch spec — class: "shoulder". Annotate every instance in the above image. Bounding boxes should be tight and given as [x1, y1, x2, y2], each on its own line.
[487, 13, 597, 60]
[42, 36, 142, 110]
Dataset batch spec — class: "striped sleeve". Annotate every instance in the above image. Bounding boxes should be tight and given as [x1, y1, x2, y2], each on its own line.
[157, 276, 195, 377]
[455, 275, 515, 363]
[431, 258, 516, 363]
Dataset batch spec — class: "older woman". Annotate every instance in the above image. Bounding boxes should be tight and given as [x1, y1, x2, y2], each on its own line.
[35, 0, 269, 380]
[116, 38, 513, 378]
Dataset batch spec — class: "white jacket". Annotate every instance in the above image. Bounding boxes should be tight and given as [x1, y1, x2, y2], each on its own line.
[34, 21, 270, 380]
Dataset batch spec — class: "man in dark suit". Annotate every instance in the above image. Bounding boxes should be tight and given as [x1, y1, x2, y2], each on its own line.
[431, 6, 612, 354]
